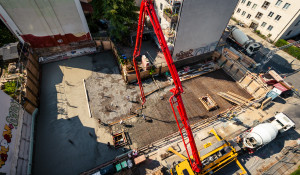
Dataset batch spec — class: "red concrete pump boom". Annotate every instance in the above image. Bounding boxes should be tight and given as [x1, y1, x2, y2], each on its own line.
[132, 0, 202, 173]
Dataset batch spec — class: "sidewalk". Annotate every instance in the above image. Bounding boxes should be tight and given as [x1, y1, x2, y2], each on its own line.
[228, 19, 300, 72]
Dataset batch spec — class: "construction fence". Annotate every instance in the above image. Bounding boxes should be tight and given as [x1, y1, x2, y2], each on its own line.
[24, 51, 40, 114]
[94, 37, 170, 83]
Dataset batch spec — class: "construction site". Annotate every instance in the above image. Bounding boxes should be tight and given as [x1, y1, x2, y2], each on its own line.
[0, 0, 299, 175]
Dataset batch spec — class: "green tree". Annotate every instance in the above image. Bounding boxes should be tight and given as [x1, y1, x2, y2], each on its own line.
[0, 20, 17, 47]
[103, 0, 138, 42]
[91, 0, 104, 20]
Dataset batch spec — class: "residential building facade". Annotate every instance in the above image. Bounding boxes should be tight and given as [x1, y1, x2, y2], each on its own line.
[233, 0, 300, 41]
[150, 0, 238, 61]
[153, 0, 181, 44]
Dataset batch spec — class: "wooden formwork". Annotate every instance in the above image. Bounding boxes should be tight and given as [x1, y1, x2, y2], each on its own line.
[24, 51, 40, 114]
[199, 94, 218, 111]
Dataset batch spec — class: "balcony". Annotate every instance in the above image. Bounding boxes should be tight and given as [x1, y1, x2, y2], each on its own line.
[163, 8, 178, 23]
[165, 0, 182, 5]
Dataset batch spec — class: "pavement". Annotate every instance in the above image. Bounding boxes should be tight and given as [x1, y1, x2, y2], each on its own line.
[227, 19, 300, 75]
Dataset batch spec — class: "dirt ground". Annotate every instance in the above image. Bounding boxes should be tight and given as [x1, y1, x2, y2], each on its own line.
[108, 69, 252, 148]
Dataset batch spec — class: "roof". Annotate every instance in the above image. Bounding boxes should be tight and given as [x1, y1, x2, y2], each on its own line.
[274, 83, 289, 92]
[0, 42, 19, 61]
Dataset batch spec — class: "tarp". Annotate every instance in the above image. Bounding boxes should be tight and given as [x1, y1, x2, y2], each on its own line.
[266, 87, 282, 100]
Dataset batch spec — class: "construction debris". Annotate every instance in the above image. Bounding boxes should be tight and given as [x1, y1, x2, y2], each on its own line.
[177, 61, 218, 81]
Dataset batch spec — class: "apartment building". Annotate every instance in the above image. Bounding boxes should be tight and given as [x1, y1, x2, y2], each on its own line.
[152, 0, 181, 44]
[151, 0, 238, 61]
[233, 0, 300, 41]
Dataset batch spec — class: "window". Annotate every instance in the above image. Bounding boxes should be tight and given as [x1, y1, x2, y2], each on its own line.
[262, 1, 270, 9]
[268, 12, 274, 17]
[242, 11, 246, 16]
[283, 3, 290, 9]
[267, 25, 273, 31]
[247, 14, 251, 19]
[252, 4, 257, 9]
[286, 30, 292, 36]
[237, 8, 241, 13]
[247, 1, 252, 6]
[255, 12, 263, 19]
[275, 0, 282, 6]
[160, 3, 163, 10]
[241, 0, 246, 4]
[295, 20, 300, 26]
[261, 22, 267, 27]
[275, 15, 281, 21]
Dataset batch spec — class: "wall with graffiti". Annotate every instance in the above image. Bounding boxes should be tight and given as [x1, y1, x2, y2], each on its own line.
[0, 90, 32, 174]
[172, 0, 238, 61]
[174, 42, 219, 60]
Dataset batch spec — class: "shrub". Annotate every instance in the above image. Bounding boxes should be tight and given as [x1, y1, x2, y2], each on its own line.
[164, 8, 172, 15]
[287, 46, 300, 59]
[275, 39, 300, 60]
[4, 81, 18, 97]
[231, 17, 238, 23]
[255, 30, 261, 34]
[149, 66, 155, 75]
[275, 39, 289, 47]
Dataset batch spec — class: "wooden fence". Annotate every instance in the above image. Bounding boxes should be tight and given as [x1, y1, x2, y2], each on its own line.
[24, 52, 40, 114]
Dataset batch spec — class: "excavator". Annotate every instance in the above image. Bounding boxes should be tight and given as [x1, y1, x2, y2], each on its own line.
[132, 1, 246, 174]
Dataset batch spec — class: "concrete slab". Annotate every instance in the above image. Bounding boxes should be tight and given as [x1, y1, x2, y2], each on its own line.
[33, 54, 127, 175]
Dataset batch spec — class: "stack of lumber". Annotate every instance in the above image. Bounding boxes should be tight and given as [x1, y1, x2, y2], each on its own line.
[218, 91, 249, 105]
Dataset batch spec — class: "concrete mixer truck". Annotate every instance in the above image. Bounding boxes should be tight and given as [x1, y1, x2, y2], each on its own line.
[241, 112, 295, 150]
[226, 26, 261, 56]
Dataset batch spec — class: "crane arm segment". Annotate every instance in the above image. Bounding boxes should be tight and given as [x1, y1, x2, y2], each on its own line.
[132, 0, 202, 172]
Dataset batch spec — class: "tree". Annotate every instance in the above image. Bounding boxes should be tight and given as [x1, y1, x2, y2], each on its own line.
[91, 0, 104, 20]
[0, 20, 17, 47]
[103, 0, 138, 42]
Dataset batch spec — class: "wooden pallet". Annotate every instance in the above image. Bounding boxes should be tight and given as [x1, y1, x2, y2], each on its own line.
[199, 94, 218, 111]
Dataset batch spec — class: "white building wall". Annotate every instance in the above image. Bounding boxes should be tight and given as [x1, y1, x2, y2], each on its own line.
[173, 0, 238, 61]
[0, 0, 91, 48]
[153, 0, 172, 30]
[233, 0, 300, 41]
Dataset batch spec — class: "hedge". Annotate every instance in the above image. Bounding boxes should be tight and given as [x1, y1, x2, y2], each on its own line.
[275, 39, 300, 60]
